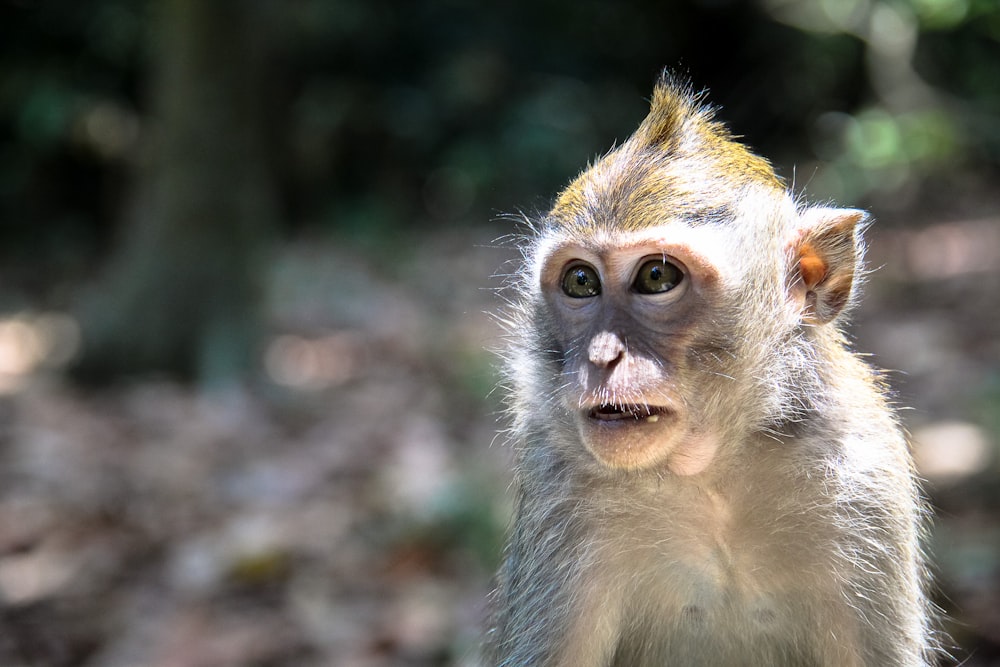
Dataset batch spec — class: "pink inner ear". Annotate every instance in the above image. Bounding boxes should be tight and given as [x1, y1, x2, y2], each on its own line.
[798, 246, 827, 289]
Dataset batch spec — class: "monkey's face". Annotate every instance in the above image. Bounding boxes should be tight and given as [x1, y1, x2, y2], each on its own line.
[536, 223, 741, 474]
[515, 77, 867, 477]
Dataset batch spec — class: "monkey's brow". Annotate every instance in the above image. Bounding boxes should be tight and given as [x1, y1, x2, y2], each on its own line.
[681, 204, 735, 226]
[545, 203, 734, 235]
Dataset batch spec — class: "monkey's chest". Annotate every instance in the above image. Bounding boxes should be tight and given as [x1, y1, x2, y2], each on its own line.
[604, 537, 827, 665]
[610, 508, 835, 664]
[649, 540, 788, 619]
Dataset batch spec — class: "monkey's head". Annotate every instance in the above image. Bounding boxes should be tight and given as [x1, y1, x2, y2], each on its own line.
[510, 75, 867, 475]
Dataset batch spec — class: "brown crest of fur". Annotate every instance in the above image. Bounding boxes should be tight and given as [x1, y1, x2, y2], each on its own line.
[551, 74, 783, 235]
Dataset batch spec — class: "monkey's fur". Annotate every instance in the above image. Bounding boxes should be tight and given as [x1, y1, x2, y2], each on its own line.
[487, 75, 940, 666]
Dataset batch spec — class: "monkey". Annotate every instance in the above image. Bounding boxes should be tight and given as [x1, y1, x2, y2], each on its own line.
[485, 74, 942, 666]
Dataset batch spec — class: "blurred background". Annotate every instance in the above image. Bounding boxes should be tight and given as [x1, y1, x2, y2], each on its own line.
[0, 0, 998, 664]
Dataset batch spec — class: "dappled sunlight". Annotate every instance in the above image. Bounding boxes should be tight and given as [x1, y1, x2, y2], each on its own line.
[867, 217, 1000, 281]
[264, 331, 365, 391]
[913, 420, 993, 484]
[902, 220, 1000, 280]
[0, 312, 80, 393]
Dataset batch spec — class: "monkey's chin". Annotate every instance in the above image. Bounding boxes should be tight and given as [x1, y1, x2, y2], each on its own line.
[578, 405, 693, 473]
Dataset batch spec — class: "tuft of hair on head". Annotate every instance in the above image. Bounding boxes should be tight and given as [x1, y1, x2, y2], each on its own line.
[632, 72, 708, 150]
[628, 71, 783, 191]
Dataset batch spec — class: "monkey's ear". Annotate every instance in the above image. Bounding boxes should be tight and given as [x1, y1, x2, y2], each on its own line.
[790, 207, 868, 324]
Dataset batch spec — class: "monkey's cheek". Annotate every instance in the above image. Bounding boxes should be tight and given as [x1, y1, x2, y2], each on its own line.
[578, 416, 685, 472]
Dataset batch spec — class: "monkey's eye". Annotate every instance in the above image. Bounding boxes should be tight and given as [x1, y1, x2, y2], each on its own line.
[633, 259, 682, 294]
[561, 264, 601, 298]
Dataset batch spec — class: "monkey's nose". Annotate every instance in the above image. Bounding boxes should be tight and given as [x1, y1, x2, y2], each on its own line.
[588, 331, 625, 368]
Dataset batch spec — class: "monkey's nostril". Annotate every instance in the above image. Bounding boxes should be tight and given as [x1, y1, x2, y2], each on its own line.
[593, 351, 623, 369]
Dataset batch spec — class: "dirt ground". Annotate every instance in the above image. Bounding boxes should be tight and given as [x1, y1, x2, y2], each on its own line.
[0, 220, 998, 666]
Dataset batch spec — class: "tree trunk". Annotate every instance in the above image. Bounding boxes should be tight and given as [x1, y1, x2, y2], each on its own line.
[75, 0, 278, 386]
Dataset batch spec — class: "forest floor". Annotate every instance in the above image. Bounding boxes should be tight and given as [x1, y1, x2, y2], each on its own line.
[0, 221, 998, 666]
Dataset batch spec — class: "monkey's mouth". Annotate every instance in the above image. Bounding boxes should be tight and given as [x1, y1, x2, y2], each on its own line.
[588, 404, 670, 423]
[579, 402, 684, 471]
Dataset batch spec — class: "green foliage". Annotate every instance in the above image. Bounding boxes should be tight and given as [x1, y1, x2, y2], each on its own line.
[388, 473, 509, 573]
[2, 0, 1000, 377]
[752, 0, 1000, 205]
[974, 374, 1000, 447]
[4, 0, 999, 251]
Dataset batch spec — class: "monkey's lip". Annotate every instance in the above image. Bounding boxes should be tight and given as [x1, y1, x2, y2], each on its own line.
[587, 403, 671, 423]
